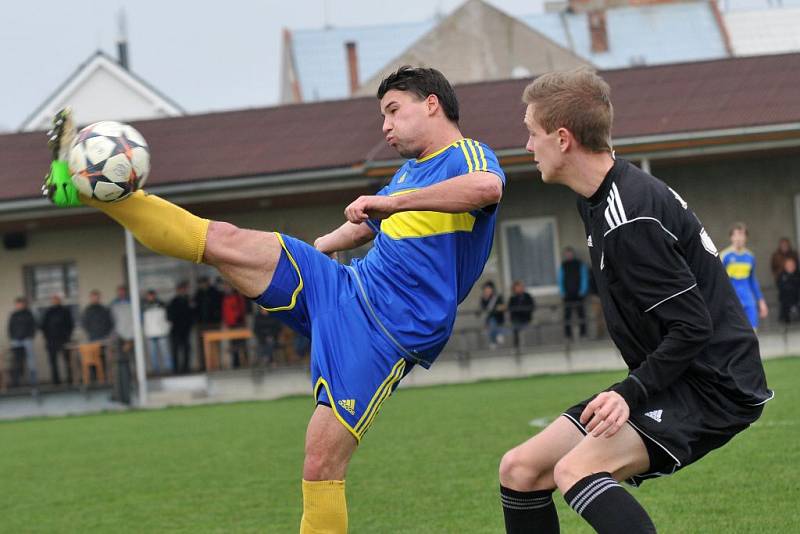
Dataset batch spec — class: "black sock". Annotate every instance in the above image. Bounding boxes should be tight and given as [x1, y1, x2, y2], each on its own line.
[563, 472, 656, 534]
[500, 485, 559, 534]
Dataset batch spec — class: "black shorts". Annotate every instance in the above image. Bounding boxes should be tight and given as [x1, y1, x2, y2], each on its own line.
[563, 378, 772, 486]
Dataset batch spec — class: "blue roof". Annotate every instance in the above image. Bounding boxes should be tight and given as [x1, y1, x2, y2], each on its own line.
[291, 20, 436, 102]
[521, 3, 729, 69]
[289, 2, 729, 102]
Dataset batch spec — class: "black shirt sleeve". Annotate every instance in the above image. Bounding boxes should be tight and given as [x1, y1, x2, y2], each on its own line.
[604, 220, 713, 408]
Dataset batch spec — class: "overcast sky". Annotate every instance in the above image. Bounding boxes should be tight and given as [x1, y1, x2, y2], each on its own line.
[0, 0, 549, 132]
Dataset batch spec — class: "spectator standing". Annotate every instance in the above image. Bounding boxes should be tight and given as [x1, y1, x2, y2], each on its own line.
[167, 281, 194, 374]
[41, 294, 74, 385]
[81, 290, 114, 341]
[221, 281, 248, 368]
[81, 289, 114, 381]
[507, 281, 535, 349]
[110, 285, 134, 362]
[770, 237, 799, 283]
[143, 289, 172, 374]
[479, 281, 506, 348]
[194, 276, 222, 371]
[558, 247, 589, 340]
[7, 297, 37, 387]
[720, 222, 768, 329]
[777, 257, 800, 324]
[253, 306, 283, 366]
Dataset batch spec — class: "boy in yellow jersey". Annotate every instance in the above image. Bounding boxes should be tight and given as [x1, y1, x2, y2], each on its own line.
[44, 66, 505, 533]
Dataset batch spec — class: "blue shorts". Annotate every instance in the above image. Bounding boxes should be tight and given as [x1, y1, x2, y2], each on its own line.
[742, 304, 758, 328]
[254, 233, 413, 442]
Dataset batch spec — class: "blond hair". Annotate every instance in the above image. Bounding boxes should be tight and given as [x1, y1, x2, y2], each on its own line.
[522, 67, 613, 153]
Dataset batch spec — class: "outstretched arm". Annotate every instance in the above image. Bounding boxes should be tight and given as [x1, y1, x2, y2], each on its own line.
[314, 221, 375, 256]
[344, 171, 502, 223]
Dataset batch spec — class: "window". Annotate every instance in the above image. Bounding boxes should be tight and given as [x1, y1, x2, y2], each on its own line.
[132, 254, 195, 302]
[500, 217, 560, 295]
[24, 262, 79, 316]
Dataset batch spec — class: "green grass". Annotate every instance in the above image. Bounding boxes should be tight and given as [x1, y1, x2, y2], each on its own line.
[1, 358, 798, 533]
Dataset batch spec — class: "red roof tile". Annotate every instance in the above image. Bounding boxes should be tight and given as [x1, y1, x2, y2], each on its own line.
[2, 53, 799, 202]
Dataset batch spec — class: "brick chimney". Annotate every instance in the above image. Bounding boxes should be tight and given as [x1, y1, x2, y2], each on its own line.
[345, 41, 359, 95]
[589, 10, 609, 53]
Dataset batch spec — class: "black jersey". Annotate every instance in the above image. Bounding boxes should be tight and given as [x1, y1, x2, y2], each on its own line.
[578, 158, 772, 410]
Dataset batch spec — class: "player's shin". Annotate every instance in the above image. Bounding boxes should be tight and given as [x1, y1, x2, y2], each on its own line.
[300, 479, 348, 534]
[563, 472, 655, 534]
[501, 486, 560, 534]
[84, 191, 210, 263]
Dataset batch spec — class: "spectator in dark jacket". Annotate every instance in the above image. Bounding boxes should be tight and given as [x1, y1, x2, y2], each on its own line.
[81, 290, 113, 341]
[41, 294, 74, 385]
[770, 237, 799, 284]
[167, 281, 194, 374]
[194, 276, 222, 371]
[558, 247, 589, 340]
[253, 306, 283, 366]
[7, 297, 37, 387]
[777, 256, 800, 324]
[507, 281, 536, 349]
[81, 289, 114, 379]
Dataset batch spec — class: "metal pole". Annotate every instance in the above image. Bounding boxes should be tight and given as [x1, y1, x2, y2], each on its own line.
[125, 229, 147, 405]
[640, 157, 651, 174]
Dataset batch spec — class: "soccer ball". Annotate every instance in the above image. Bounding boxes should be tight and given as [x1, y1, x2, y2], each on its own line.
[68, 121, 150, 202]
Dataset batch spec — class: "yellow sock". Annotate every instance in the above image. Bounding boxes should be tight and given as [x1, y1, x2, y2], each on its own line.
[85, 191, 210, 263]
[300, 479, 348, 534]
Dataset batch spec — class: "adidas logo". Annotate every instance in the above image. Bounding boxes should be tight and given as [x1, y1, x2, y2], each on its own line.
[587, 235, 593, 247]
[338, 399, 356, 415]
[644, 409, 663, 423]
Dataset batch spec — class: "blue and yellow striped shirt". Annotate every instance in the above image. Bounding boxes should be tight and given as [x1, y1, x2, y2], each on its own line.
[720, 246, 763, 308]
[352, 138, 505, 367]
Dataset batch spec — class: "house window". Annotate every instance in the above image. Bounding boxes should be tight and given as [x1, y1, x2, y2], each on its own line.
[500, 217, 560, 295]
[24, 262, 79, 315]
[132, 254, 195, 301]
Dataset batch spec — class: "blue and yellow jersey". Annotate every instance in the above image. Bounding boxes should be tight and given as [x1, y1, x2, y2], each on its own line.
[720, 246, 763, 308]
[350, 138, 505, 368]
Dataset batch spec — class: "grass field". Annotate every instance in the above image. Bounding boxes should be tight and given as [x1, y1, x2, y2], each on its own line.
[2, 357, 798, 533]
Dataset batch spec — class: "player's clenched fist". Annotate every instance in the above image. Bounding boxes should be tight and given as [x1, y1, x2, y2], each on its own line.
[580, 391, 630, 438]
[345, 195, 396, 223]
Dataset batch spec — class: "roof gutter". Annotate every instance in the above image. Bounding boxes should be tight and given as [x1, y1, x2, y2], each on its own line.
[492, 122, 800, 159]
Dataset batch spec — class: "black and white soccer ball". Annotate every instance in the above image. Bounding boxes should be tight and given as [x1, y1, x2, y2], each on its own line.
[68, 121, 150, 202]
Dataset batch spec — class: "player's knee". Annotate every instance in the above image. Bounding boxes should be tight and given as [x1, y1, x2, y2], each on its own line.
[303, 449, 342, 481]
[499, 447, 544, 489]
[553, 455, 585, 492]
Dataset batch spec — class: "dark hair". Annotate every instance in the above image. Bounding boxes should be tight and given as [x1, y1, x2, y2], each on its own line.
[482, 280, 496, 291]
[377, 66, 459, 123]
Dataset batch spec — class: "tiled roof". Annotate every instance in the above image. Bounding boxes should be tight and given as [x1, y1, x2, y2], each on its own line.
[2, 53, 799, 202]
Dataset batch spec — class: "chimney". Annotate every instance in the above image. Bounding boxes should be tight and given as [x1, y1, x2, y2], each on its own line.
[588, 10, 609, 53]
[345, 41, 359, 95]
[117, 9, 129, 70]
